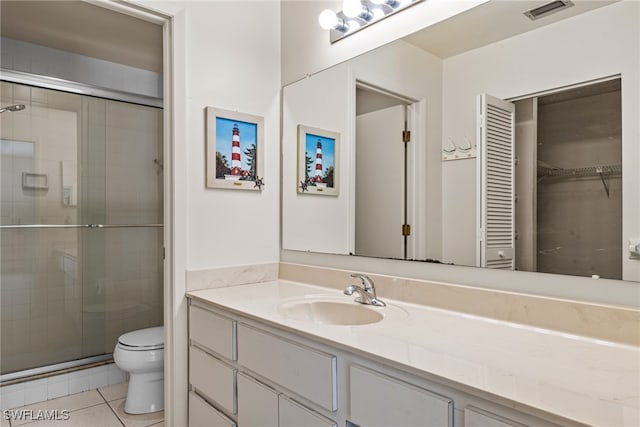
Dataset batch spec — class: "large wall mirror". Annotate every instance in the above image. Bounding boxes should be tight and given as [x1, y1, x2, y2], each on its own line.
[282, 0, 640, 283]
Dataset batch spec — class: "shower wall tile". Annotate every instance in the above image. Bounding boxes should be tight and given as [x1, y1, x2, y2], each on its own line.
[24, 379, 47, 405]
[0, 383, 26, 410]
[0, 364, 127, 410]
[68, 371, 90, 395]
[47, 375, 69, 400]
[107, 364, 128, 385]
[88, 366, 109, 390]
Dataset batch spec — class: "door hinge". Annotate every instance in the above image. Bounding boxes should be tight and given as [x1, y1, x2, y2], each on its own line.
[402, 224, 411, 236]
[402, 130, 411, 144]
[163, 247, 165, 260]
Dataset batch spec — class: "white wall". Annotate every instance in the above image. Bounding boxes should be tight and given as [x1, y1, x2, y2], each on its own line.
[141, 0, 281, 269]
[134, 2, 282, 425]
[440, 0, 640, 281]
[281, 0, 487, 85]
[282, 39, 442, 256]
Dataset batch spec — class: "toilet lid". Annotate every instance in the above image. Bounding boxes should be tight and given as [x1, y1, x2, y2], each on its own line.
[118, 326, 164, 350]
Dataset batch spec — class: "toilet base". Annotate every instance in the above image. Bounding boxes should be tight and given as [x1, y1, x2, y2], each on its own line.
[124, 371, 164, 414]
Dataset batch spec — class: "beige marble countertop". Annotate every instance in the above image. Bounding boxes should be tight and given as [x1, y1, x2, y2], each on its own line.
[188, 280, 640, 426]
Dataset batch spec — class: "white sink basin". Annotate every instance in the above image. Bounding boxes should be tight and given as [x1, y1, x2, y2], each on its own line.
[277, 295, 408, 326]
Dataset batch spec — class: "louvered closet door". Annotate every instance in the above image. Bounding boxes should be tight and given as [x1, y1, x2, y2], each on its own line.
[477, 94, 515, 269]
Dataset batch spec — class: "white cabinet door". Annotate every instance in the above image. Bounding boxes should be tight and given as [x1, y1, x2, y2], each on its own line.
[350, 364, 453, 427]
[189, 391, 236, 427]
[189, 304, 236, 360]
[189, 346, 236, 414]
[237, 372, 279, 427]
[237, 324, 338, 411]
[279, 395, 337, 427]
[465, 406, 528, 427]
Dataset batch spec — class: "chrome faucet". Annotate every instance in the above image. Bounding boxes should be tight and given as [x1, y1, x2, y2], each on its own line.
[344, 273, 386, 307]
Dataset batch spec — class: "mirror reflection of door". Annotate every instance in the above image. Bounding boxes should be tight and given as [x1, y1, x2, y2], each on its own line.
[514, 78, 622, 279]
[355, 84, 415, 260]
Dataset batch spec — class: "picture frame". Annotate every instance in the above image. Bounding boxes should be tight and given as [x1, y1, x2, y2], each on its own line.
[297, 125, 339, 196]
[206, 107, 264, 190]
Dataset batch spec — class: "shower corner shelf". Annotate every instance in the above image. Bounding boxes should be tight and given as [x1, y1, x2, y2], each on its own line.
[22, 172, 49, 190]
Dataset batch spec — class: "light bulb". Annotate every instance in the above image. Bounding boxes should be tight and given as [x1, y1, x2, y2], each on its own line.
[347, 20, 361, 32]
[318, 9, 339, 30]
[370, 0, 385, 4]
[371, 7, 385, 20]
[343, 0, 364, 18]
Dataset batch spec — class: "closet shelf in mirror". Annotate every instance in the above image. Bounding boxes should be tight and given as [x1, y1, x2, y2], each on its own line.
[537, 163, 621, 179]
[537, 163, 621, 198]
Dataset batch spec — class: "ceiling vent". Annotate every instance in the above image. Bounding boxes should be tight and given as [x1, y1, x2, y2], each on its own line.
[524, 0, 574, 20]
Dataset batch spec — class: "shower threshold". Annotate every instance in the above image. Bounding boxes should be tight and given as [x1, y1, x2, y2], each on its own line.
[0, 354, 113, 386]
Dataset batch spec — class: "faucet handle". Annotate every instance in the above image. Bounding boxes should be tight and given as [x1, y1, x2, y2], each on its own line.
[349, 273, 374, 291]
[346, 274, 385, 307]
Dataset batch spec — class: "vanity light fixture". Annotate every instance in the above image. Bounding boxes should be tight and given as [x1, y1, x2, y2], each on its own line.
[319, 0, 424, 43]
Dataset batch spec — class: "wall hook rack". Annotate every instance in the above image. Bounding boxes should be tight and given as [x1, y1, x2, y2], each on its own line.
[442, 137, 477, 161]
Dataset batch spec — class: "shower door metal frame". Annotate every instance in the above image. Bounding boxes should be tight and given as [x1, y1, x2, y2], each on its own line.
[0, 68, 163, 108]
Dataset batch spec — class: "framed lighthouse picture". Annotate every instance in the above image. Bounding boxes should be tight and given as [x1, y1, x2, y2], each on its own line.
[297, 125, 339, 196]
[206, 107, 264, 191]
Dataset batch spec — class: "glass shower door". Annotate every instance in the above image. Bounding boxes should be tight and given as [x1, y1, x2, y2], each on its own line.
[1, 82, 85, 374]
[0, 81, 163, 378]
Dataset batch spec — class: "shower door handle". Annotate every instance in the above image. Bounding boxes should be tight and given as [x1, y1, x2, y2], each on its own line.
[0, 224, 163, 229]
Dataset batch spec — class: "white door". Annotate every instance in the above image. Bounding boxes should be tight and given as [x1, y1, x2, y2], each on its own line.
[514, 98, 538, 272]
[477, 94, 516, 269]
[355, 104, 405, 259]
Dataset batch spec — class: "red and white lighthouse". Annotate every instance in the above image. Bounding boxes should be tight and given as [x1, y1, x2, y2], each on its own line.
[230, 124, 242, 176]
[314, 139, 323, 182]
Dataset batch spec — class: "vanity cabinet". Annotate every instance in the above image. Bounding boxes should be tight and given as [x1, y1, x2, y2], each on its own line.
[189, 391, 236, 427]
[189, 346, 236, 414]
[188, 297, 572, 427]
[349, 364, 453, 427]
[188, 300, 338, 427]
[237, 323, 337, 411]
[464, 406, 527, 427]
[279, 395, 337, 427]
[236, 372, 278, 427]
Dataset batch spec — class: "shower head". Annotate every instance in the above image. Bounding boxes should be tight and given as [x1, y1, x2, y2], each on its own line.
[0, 104, 26, 114]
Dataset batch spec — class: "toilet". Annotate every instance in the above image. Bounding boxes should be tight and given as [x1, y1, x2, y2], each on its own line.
[113, 326, 164, 414]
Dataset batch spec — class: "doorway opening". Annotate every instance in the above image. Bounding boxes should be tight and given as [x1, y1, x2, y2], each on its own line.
[354, 82, 417, 260]
[514, 78, 622, 279]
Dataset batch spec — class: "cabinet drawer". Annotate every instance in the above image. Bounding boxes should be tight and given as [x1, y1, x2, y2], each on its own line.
[464, 406, 527, 427]
[279, 395, 337, 427]
[189, 391, 236, 427]
[350, 364, 453, 427]
[189, 346, 236, 414]
[237, 372, 279, 427]
[237, 324, 337, 412]
[189, 304, 236, 360]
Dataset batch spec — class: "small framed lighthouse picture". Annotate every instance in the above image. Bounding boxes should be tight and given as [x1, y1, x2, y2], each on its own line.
[297, 125, 339, 196]
[206, 107, 264, 191]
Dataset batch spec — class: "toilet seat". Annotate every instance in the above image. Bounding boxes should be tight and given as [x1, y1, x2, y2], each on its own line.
[118, 326, 164, 351]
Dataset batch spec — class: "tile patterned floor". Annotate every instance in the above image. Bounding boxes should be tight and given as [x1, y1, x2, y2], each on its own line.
[2, 383, 163, 427]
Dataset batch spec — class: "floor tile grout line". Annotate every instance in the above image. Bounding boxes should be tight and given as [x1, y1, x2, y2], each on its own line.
[96, 388, 108, 404]
[104, 398, 126, 427]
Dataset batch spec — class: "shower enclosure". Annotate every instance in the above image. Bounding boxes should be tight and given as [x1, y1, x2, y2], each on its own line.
[0, 81, 163, 379]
